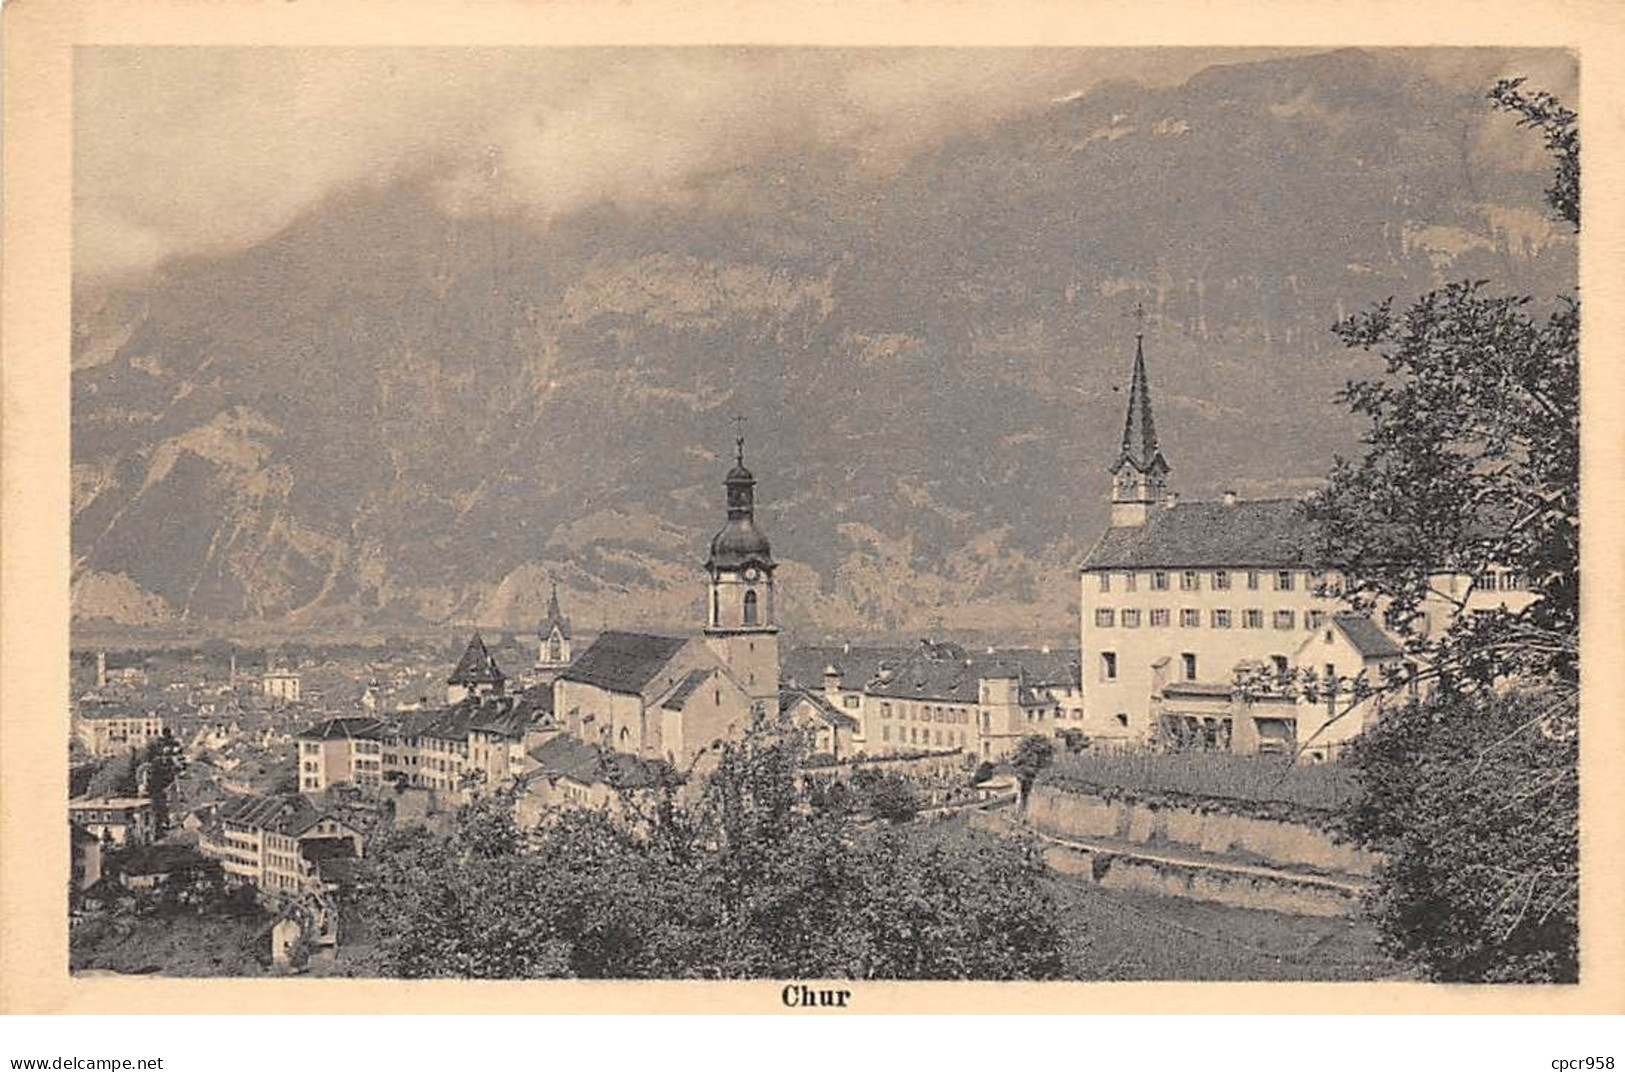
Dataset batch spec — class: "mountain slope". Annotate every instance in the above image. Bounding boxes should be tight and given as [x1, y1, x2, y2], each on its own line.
[70, 49, 1575, 639]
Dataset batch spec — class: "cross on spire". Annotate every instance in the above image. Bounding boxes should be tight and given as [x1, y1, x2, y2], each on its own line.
[732, 414, 746, 466]
[1131, 301, 1146, 339]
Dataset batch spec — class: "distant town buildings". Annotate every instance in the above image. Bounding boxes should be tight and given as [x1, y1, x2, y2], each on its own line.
[73, 701, 165, 757]
[68, 797, 155, 847]
[261, 667, 302, 703]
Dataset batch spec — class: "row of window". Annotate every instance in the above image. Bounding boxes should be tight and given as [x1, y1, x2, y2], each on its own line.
[1097, 569, 1327, 594]
[877, 702, 971, 725]
[881, 726, 966, 748]
[1094, 607, 1327, 631]
[1097, 651, 1292, 682]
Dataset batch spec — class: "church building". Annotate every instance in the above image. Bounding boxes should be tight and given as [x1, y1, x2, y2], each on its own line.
[552, 437, 780, 771]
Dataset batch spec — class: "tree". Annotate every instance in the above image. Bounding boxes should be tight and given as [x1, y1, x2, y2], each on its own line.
[1308, 81, 1578, 981]
[356, 718, 1067, 980]
[866, 771, 920, 824]
[140, 729, 188, 836]
[1010, 735, 1056, 811]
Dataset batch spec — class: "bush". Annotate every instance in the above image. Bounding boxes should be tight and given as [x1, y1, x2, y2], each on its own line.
[971, 761, 995, 785]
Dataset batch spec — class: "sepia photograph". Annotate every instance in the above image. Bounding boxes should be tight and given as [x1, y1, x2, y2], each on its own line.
[52, 40, 1584, 988]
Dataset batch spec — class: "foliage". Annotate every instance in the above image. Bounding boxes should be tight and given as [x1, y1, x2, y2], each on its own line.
[1345, 686, 1577, 982]
[1309, 82, 1579, 982]
[1010, 734, 1056, 809]
[355, 719, 1066, 980]
[140, 729, 188, 836]
[971, 761, 995, 785]
[1042, 749, 1357, 815]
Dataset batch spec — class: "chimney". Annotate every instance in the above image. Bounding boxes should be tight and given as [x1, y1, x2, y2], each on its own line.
[1223, 489, 1238, 506]
[1163, 492, 1180, 510]
[1041, 644, 1052, 654]
[823, 665, 842, 696]
[842, 641, 851, 656]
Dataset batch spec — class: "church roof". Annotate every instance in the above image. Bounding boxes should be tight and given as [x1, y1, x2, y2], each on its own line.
[541, 584, 572, 640]
[659, 668, 715, 712]
[448, 632, 505, 686]
[558, 631, 689, 696]
[1082, 498, 1323, 571]
[1111, 334, 1168, 476]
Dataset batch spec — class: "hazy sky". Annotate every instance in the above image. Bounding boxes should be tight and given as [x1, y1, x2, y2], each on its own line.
[74, 46, 1577, 282]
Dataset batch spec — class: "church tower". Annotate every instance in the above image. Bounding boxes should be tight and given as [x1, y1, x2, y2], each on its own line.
[703, 435, 780, 709]
[1108, 326, 1170, 527]
[535, 580, 573, 680]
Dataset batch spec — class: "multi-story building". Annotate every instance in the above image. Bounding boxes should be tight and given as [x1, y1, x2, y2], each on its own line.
[68, 797, 155, 846]
[198, 793, 363, 899]
[862, 641, 1074, 762]
[1079, 330, 1538, 757]
[297, 716, 389, 794]
[73, 702, 165, 757]
[261, 669, 302, 703]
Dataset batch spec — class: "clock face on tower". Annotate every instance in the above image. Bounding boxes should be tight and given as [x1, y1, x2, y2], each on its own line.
[743, 566, 760, 582]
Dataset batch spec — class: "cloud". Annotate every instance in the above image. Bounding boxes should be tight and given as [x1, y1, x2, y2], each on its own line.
[73, 46, 1572, 283]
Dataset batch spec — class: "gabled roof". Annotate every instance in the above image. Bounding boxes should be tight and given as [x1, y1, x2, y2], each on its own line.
[297, 716, 389, 742]
[216, 793, 324, 837]
[1330, 614, 1405, 659]
[448, 632, 505, 686]
[557, 631, 688, 695]
[1082, 498, 1323, 571]
[780, 645, 914, 691]
[660, 668, 715, 712]
[525, 734, 674, 791]
[779, 687, 860, 731]
[987, 648, 1081, 687]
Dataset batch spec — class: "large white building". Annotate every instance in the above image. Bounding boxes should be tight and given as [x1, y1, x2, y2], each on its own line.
[1078, 331, 1537, 758]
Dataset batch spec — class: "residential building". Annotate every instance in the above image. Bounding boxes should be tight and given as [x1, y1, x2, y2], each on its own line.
[68, 797, 155, 847]
[297, 716, 389, 794]
[197, 793, 364, 900]
[73, 702, 165, 757]
[779, 686, 860, 761]
[70, 823, 103, 890]
[862, 640, 1062, 762]
[261, 668, 302, 703]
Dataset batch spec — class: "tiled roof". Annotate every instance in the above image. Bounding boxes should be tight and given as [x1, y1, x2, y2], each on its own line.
[1332, 614, 1405, 659]
[780, 645, 913, 691]
[660, 668, 714, 712]
[557, 631, 688, 695]
[779, 687, 860, 731]
[448, 632, 505, 686]
[987, 648, 1081, 687]
[525, 734, 673, 790]
[297, 716, 389, 742]
[216, 793, 323, 836]
[527, 734, 603, 783]
[1081, 498, 1323, 570]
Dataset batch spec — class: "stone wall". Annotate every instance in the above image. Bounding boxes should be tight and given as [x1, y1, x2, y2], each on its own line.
[1024, 784, 1379, 877]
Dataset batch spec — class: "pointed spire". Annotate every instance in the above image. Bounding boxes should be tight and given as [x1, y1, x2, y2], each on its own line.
[546, 579, 562, 622]
[449, 630, 505, 686]
[1112, 314, 1167, 477]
